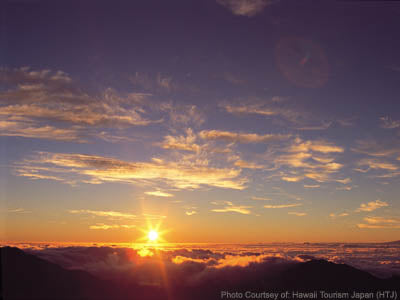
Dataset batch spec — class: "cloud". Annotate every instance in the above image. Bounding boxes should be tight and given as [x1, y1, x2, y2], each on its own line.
[356, 200, 388, 212]
[329, 212, 349, 218]
[251, 196, 272, 201]
[270, 137, 344, 183]
[264, 203, 302, 209]
[159, 128, 201, 152]
[145, 191, 174, 197]
[0, 67, 157, 142]
[17, 241, 399, 291]
[89, 223, 136, 230]
[222, 100, 334, 131]
[336, 178, 351, 184]
[380, 116, 400, 129]
[287, 139, 344, 154]
[68, 209, 137, 219]
[0, 121, 86, 142]
[160, 102, 205, 127]
[288, 212, 306, 216]
[336, 186, 353, 191]
[303, 184, 320, 189]
[216, 0, 278, 17]
[234, 160, 263, 169]
[5, 208, 32, 214]
[357, 159, 398, 171]
[16, 152, 246, 190]
[351, 140, 400, 157]
[296, 121, 332, 131]
[357, 216, 400, 229]
[211, 201, 252, 215]
[281, 176, 303, 182]
[199, 130, 290, 144]
[185, 211, 197, 216]
[223, 102, 299, 123]
[129, 72, 182, 94]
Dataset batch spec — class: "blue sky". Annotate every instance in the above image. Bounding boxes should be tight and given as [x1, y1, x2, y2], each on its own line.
[1, 0, 400, 243]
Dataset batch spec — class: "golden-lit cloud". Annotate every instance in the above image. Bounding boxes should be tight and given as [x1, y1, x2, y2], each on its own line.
[251, 196, 272, 201]
[357, 159, 398, 171]
[270, 137, 345, 183]
[211, 201, 252, 215]
[281, 176, 303, 182]
[145, 191, 174, 197]
[0, 120, 86, 142]
[336, 178, 351, 184]
[329, 212, 349, 218]
[356, 200, 388, 212]
[351, 139, 400, 159]
[68, 209, 137, 219]
[0, 67, 158, 142]
[185, 211, 197, 216]
[357, 216, 400, 229]
[264, 203, 302, 209]
[199, 130, 290, 144]
[288, 212, 306, 216]
[159, 128, 201, 152]
[89, 223, 136, 230]
[287, 139, 344, 154]
[303, 184, 320, 189]
[234, 160, 263, 169]
[17, 152, 246, 190]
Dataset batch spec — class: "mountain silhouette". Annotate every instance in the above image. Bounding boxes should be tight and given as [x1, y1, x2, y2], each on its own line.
[280, 259, 398, 290]
[1, 247, 112, 300]
[1, 247, 399, 300]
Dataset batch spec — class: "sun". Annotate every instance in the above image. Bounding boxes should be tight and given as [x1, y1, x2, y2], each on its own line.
[135, 215, 170, 244]
[148, 230, 159, 242]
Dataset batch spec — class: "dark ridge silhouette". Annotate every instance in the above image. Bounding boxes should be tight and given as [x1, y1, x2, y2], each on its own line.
[381, 240, 400, 245]
[1, 247, 399, 300]
[1, 247, 113, 300]
[280, 259, 395, 290]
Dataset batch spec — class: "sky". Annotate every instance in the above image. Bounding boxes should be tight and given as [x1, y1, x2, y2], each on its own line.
[1, 0, 400, 243]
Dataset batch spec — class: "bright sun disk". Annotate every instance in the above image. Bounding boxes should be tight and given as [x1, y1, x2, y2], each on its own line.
[148, 230, 158, 242]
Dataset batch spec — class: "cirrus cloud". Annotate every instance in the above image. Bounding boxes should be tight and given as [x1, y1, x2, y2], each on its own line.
[16, 152, 247, 190]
